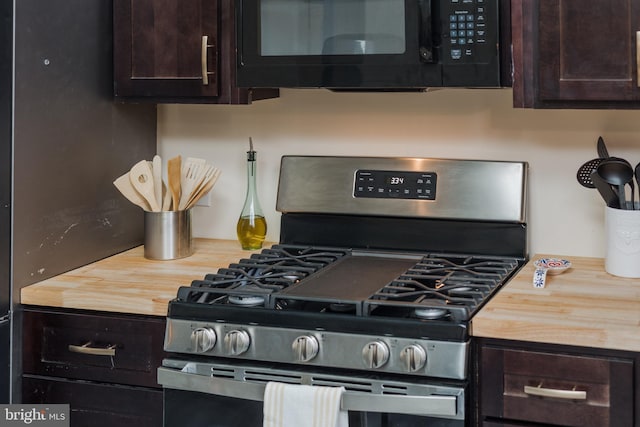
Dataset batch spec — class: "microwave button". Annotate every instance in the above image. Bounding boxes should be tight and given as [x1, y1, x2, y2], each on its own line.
[458, 38, 467, 45]
[451, 30, 458, 37]
[451, 49, 462, 59]
[450, 14, 458, 21]
[466, 14, 475, 21]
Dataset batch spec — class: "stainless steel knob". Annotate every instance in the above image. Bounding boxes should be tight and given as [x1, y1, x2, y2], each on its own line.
[224, 330, 251, 355]
[190, 327, 217, 353]
[400, 344, 427, 372]
[292, 335, 319, 362]
[362, 341, 390, 369]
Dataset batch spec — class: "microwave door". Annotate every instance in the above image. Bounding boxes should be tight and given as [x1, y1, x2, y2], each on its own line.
[236, 0, 440, 89]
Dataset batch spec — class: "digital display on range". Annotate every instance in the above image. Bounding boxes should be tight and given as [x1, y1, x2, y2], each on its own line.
[354, 170, 437, 200]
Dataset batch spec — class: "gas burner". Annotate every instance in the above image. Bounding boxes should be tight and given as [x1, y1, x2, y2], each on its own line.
[413, 307, 448, 320]
[228, 295, 266, 306]
[327, 303, 356, 313]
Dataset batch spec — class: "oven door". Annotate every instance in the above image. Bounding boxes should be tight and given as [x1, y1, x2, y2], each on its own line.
[158, 359, 467, 427]
[235, 0, 442, 89]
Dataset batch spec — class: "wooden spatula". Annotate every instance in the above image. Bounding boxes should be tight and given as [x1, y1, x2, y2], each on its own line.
[113, 173, 151, 211]
[129, 160, 161, 212]
[167, 156, 182, 211]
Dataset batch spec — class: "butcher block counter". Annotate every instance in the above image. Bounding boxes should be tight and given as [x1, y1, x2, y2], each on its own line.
[472, 254, 640, 352]
[20, 239, 270, 317]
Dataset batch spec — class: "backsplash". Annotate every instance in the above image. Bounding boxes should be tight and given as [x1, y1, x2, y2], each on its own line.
[157, 88, 640, 258]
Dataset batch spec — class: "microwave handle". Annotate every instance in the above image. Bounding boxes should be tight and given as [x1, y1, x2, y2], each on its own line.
[157, 367, 459, 418]
[417, 0, 435, 62]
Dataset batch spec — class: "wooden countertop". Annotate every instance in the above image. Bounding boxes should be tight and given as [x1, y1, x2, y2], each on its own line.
[22, 246, 640, 352]
[20, 239, 270, 317]
[471, 254, 640, 352]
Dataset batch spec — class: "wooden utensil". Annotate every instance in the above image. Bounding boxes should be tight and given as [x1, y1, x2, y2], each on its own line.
[167, 156, 182, 211]
[152, 155, 163, 210]
[185, 168, 221, 209]
[113, 173, 151, 211]
[161, 181, 171, 211]
[178, 162, 202, 210]
[129, 160, 161, 212]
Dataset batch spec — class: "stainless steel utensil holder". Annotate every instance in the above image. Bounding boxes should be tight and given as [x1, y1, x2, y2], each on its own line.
[144, 210, 193, 260]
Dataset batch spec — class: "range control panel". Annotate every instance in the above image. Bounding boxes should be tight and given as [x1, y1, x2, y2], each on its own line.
[354, 170, 437, 200]
[442, 0, 497, 64]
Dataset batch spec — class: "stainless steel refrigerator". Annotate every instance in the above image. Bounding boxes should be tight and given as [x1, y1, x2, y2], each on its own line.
[1, 0, 157, 403]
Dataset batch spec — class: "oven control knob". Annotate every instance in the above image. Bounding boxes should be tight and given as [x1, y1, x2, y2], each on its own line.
[190, 327, 217, 353]
[224, 330, 251, 355]
[400, 344, 427, 372]
[292, 335, 319, 362]
[362, 341, 390, 369]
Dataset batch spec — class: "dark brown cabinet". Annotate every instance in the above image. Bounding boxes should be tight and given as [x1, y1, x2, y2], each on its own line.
[22, 307, 166, 426]
[476, 338, 637, 427]
[512, 0, 640, 108]
[113, 0, 278, 104]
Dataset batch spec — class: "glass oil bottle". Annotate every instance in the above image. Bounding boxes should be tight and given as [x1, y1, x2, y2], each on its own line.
[236, 138, 267, 250]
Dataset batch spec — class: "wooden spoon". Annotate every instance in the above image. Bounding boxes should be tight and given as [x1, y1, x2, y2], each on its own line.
[129, 160, 161, 212]
[167, 156, 182, 211]
[113, 172, 151, 211]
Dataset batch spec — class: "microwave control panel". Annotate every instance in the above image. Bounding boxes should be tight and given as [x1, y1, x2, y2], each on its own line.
[354, 170, 437, 200]
[441, 0, 497, 64]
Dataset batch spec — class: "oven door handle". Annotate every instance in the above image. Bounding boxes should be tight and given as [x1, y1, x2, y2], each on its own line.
[157, 367, 459, 417]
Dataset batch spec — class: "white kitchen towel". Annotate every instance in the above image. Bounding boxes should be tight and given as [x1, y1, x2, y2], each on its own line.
[263, 382, 348, 427]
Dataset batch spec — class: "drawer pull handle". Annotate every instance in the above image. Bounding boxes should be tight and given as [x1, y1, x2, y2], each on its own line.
[524, 384, 586, 400]
[68, 342, 116, 357]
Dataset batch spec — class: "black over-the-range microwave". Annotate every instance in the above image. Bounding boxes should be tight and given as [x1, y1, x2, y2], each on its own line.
[235, 0, 512, 90]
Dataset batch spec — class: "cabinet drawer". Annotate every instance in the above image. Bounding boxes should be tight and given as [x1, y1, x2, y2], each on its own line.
[23, 375, 162, 427]
[23, 308, 165, 388]
[481, 346, 634, 427]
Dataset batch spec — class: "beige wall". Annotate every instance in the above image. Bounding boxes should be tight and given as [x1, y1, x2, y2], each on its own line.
[157, 88, 640, 258]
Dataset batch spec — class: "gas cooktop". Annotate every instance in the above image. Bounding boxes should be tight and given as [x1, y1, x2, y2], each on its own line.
[176, 244, 520, 323]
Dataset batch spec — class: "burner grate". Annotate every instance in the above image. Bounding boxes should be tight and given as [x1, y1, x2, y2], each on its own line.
[363, 254, 520, 321]
[175, 245, 349, 307]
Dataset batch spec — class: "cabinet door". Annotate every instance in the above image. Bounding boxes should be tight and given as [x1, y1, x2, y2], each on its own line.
[114, 0, 219, 98]
[513, 0, 640, 107]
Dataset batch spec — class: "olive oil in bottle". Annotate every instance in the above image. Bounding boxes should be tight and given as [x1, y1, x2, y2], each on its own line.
[236, 138, 267, 250]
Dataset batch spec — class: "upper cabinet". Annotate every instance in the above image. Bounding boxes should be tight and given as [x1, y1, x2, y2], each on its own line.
[512, 0, 640, 108]
[113, 0, 278, 104]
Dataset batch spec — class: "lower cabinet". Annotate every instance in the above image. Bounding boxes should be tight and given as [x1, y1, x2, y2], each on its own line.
[21, 307, 166, 426]
[476, 338, 636, 427]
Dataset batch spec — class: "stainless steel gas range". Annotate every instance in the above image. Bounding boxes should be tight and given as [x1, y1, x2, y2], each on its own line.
[158, 156, 528, 427]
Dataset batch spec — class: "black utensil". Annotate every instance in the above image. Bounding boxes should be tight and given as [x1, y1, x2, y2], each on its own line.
[635, 162, 640, 208]
[577, 158, 604, 188]
[596, 159, 634, 209]
[590, 171, 619, 208]
[596, 136, 610, 159]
